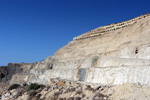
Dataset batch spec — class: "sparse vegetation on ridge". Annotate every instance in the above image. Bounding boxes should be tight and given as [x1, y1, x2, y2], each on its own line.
[27, 83, 41, 91]
[8, 84, 20, 90]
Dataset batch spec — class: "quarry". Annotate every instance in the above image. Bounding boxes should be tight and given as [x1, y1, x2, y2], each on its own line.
[1, 13, 150, 100]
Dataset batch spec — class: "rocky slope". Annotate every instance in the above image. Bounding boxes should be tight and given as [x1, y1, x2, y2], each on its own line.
[27, 13, 150, 86]
[0, 63, 33, 95]
[1, 13, 150, 100]
[2, 79, 150, 100]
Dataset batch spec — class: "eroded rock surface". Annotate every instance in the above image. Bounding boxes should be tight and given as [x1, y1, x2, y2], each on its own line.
[0, 63, 33, 95]
[2, 79, 150, 100]
[1, 13, 150, 99]
[28, 13, 150, 86]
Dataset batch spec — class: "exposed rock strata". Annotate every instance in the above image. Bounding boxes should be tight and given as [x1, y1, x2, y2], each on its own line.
[1, 13, 150, 100]
[2, 13, 150, 89]
[0, 63, 33, 95]
[73, 13, 150, 40]
[27, 13, 150, 86]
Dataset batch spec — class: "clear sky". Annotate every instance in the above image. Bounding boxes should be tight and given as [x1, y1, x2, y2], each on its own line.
[0, 0, 150, 66]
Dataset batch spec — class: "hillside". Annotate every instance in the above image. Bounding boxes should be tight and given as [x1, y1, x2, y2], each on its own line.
[1, 13, 150, 100]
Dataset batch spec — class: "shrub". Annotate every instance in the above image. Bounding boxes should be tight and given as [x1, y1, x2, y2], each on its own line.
[8, 84, 20, 90]
[36, 94, 41, 100]
[27, 83, 41, 91]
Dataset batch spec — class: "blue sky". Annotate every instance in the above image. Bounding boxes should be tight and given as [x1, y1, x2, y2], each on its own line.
[0, 0, 150, 66]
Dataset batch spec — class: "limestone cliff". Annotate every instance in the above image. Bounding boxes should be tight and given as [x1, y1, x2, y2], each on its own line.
[26, 13, 150, 86]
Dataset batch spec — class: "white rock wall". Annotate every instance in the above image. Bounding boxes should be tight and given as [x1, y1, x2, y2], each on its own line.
[85, 66, 150, 85]
[27, 15, 150, 86]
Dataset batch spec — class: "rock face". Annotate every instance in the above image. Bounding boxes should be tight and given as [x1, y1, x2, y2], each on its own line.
[27, 13, 150, 86]
[0, 63, 33, 95]
[1, 63, 33, 84]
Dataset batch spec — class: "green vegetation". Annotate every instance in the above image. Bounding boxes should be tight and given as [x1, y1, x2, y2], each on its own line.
[27, 83, 41, 91]
[36, 94, 41, 100]
[8, 84, 20, 90]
